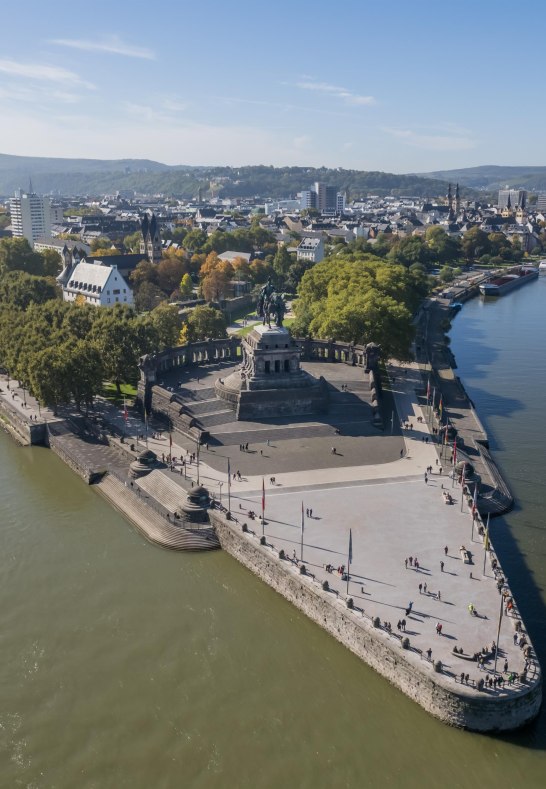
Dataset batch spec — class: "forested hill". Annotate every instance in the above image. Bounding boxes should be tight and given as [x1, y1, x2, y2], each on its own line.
[0, 153, 466, 199]
[422, 165, 546, 191]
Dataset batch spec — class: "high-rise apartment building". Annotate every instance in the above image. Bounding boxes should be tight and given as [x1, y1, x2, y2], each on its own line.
[300, 182, 344, 213]
[9, 189, 52, 247]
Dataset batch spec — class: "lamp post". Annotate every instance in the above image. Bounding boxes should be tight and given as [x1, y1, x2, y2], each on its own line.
[196, 436, 200, 486]
[218, 481, 223, 506]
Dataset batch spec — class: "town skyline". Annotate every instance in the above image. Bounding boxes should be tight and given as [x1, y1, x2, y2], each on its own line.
[2, 0, 545, 173]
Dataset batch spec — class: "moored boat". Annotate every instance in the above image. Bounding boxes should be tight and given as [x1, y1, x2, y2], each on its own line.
[479, 266, 539, 297]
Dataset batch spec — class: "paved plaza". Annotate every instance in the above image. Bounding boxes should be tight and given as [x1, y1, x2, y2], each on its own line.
[131, 362, 530, 689]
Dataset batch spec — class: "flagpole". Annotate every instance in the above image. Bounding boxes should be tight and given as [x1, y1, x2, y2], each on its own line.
[261, 477, 265, 536]
[346, 529, 353, 595]
[493, 593, 503, 676]
[300, 502, 304, 561]
[483, 512, 490, 575]
[144, 408, 148, 447]
[227, 458, 231, 513]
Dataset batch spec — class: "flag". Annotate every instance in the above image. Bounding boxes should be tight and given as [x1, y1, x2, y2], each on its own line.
[438, 396, 443, 421]
[432, 386, 436, 409]
[169, 432, 173, 449]
[426, 378, 431, 402]
[348, 528, 353, 564]
[453, 437, 457, 465]
[144, 408, 148, 431]
[472, 484, 478, 514]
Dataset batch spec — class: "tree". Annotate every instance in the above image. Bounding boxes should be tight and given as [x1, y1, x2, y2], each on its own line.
[134, 281, 165, 312]
[461, 227, 490, 261]
[66, 340, 103, 413]
[147, 303, 181, 350]
[90, 237, 112, 253]
[182, 306, 227, 343]
[293, 253, 425, 360]
[42, 248, 63, 276]
[156, 256, 188, 294]
[439, 266, 454, 283]
[123, 231, 142, 252]
[179, 273, 193, 300]
[130, 260, 158, 290]
[90, 305, 154, 394]
[425, 226, 461, 264]
[0, 238, 44, 276]
[388, 236, 429, 268]
[0, 271, 58, 309]
[273, 244, 292, 285]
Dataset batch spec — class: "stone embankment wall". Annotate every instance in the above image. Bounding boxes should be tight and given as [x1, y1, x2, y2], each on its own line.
[46, 426, 103, 484]
[210, 511, 542, 732]
[0, 398, 46, 446]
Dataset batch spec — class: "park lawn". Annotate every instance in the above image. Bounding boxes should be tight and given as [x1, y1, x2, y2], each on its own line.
[102, 381, 138, 403]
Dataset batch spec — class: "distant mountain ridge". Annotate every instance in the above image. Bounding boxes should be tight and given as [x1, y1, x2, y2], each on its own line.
[0, 152, 472, 200]
[421, 165, 546, 191]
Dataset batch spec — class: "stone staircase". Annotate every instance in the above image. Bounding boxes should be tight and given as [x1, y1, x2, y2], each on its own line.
[136, 469, 186, 514]
[95, 474, 220, 551]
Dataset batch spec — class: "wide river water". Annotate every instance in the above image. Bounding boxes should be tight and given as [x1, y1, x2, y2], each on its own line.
[1, 278, 546, 788]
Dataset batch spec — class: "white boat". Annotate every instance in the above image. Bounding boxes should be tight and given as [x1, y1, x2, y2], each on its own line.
[538, 259, 546, 271]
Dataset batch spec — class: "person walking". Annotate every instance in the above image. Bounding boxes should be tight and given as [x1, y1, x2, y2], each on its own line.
[437, 590, 441, 601]
[404, 558, 408, 569]
[424, 472, 428, 484]
[444, 546, 448, 555]
[423, 582, 427, 594]
[419, 583, 423, 594]
[440, 561, 445, 572]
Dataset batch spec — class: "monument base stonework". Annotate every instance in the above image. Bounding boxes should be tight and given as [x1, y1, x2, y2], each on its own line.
[215, 325, 329, 420]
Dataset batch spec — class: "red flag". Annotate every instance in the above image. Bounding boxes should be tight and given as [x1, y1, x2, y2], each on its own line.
[438, 396, 443, 421]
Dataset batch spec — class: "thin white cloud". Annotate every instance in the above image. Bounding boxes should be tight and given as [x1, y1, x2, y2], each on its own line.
[0, 58, 94, 89]
[294, 80, 375, 106]
[383, 126, 476, 151]
[49, 35, 154, 60]
[161, 98, 187, 113]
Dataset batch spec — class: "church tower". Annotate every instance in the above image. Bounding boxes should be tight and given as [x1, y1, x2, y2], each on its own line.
[140, 212, 162, 264]
[455, 183, 460, 215]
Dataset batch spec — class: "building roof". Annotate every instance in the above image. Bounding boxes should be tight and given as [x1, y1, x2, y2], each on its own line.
[217, 250, 252, 263]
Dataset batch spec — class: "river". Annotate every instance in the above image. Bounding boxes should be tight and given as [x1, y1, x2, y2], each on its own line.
[1, 278, 545, 788]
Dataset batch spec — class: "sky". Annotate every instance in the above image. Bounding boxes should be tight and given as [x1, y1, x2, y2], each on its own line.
[1, 0, 544, 173]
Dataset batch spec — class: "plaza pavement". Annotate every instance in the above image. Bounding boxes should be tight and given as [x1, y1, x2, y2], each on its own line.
[111, 362, 530, 689]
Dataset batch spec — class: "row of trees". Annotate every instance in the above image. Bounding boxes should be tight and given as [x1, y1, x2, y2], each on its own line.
[0, 274, 182, 412]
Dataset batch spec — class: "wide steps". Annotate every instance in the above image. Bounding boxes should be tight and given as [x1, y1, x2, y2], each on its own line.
[194, 409, 236, 428]
[95, 475, 220, 551]
[186, 398, 229, 416]
[137, 469, 186, 514]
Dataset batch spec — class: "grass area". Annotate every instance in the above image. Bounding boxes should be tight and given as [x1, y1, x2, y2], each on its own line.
[101, 381, 138, 404]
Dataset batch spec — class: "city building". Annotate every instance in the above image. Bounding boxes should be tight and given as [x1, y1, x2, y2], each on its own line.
[498, 189, 527, 209]
[9, 189, 51, 247]
[57, 257, 134, 307]
[296, 237, 325, 263]
[140, 212, 162, 264]
[300, 183, 344, 214]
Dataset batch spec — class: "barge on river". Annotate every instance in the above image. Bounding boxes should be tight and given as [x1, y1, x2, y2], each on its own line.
[479, 266, 539, 297]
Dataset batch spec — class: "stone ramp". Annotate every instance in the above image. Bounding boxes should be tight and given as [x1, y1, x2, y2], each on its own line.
[136, 469, 185, 514]
[95, 474, 220, 551]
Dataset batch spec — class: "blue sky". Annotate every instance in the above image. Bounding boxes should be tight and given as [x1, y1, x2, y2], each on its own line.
[1, 0, 544, 172]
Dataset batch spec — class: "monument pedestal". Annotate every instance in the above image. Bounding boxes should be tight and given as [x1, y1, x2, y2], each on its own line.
[215, 325, 328, 420]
